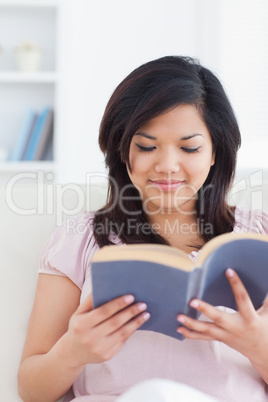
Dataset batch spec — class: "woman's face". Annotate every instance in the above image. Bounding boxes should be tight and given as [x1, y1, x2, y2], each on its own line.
[127, 104, 215, 216]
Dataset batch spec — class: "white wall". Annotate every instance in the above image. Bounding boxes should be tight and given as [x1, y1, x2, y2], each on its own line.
[217, 0, 268, 170]
[57, 0, 268, 183]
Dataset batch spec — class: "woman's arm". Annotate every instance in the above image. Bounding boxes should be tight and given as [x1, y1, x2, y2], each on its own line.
[176, 268, 268, 384]
[18, 273, 150, 402]
[17, 274, 82, 401]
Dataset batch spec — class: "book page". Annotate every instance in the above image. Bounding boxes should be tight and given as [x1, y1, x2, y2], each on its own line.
[92, 243, 194, 271]
[197, 232, 268, 266]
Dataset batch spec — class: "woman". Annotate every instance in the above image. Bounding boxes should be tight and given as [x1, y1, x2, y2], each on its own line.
[18, 56, 268, 401]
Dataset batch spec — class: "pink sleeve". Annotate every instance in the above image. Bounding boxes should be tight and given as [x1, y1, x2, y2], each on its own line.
[251, 209, 268, 233]
[39, 212, 99, 290]
[234, 206, 268, 234]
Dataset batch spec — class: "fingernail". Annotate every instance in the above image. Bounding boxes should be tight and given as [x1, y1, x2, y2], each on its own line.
[138, 302, 147, 311]
[177, 315, 185, 323]
[226, 268, 235, 278]
[125, 295, 135, 304]
[142, 312, 150, 320]
[189, 299, 199, 308]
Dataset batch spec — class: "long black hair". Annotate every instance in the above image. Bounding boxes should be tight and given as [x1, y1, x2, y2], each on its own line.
[93, 56, 241, 247]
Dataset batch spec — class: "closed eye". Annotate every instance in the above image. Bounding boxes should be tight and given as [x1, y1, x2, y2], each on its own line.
[135, 144, 156, 153]
[181, 147, 200, 154]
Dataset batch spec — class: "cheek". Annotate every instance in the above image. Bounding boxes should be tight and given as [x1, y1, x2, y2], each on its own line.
[128, 155, 146, 186]
[129, 152, 152, 176]
[128, 147, 139, 173]
[185, 153, 213, 178]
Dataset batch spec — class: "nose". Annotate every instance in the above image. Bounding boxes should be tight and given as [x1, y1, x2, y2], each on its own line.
[154, 147, 180, 174]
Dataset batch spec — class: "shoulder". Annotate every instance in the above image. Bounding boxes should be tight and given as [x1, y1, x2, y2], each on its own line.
[62, 212, 123, 247]
[39, 212, 98, 288]
[39, 211, 123, 289]
[42, 211, 98, 258]
[63, 211, 96, 237]
[39, 212, 94, 289]
[233, 206, 268, 234]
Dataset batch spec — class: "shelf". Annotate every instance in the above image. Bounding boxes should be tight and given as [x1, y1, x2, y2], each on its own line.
[0, 0, 60, 183]
[0, 161, 56, 172]
[0, 0, 58, 7]
[0, 71, 58, 83]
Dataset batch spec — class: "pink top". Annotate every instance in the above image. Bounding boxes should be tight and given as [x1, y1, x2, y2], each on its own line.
[39, 206, 268, 401]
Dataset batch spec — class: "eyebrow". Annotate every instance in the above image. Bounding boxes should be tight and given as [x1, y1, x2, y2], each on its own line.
[134, 132, 203, 141]
[181, 134, 203, 141]
[134, 132, 157, 140]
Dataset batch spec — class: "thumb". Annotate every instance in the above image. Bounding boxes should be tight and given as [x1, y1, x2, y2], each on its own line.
[258, 296, 268, 314]
[76, 293, 93, 314]
[262, 296, 268, 310]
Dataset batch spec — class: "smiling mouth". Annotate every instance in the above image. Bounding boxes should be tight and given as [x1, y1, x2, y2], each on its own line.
[149, 180, 185, 191]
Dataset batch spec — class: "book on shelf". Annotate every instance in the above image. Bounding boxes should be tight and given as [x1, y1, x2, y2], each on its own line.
[41, 133, 53, 161]
[24, 108, 53, 161]
[8, 110, 37, 161]
[34, 109, 53, 161]
[91, 232, 268, 341]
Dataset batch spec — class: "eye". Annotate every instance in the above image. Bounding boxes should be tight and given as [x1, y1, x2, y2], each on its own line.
[181, 147, 200, 154]
[135, 143, 156, 153]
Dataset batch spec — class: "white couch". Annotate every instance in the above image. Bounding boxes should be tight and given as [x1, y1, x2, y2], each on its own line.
[1, 170, 268, 401]
[1, 182, 107, 402]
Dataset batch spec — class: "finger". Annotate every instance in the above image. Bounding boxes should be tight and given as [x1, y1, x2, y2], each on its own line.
[177, 325, 215, 341]
[89, 294, 136, 326]
[98, 302, 148, 335]
[100, 311, 150, 360]
[262, 296, 268, 309]
[177, 314, 225, 340]
[225, 268, 256, 318]
[107, 310, 150, 345]
[187, 298, 230, 328]
[257, 295, 268, 314]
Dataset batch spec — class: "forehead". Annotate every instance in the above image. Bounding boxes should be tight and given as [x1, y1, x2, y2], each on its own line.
[135, 104, 210, 139]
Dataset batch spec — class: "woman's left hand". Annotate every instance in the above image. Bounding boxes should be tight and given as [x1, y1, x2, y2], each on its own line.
[177, 268, 268, 384]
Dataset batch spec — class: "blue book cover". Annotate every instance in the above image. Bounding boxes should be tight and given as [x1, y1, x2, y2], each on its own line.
[91, 233, 268, 340]
[9, 110, 37, 161]
[41, 133, 53, 161]
[24, 108, 51, 161]
[34, 109, 54, 161]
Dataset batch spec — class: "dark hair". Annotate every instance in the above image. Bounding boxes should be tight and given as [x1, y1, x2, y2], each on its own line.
[93, 56, 241, 247]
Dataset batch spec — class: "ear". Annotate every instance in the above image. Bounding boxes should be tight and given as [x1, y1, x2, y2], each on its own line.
[211, 151, 216, 166]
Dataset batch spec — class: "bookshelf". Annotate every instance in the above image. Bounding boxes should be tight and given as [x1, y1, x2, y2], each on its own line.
[0, 161, 56, 171]
[0, 71, 58, 83]
[0, 0, 61, 180]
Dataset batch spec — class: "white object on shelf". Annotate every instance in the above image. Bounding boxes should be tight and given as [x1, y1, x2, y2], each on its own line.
[15, 41, 43, 72]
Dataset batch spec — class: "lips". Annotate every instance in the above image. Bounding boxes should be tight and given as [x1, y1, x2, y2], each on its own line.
[149, 179, 185, 191]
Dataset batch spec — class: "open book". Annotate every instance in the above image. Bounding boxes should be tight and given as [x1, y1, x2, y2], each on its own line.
[91, 233, 268, 340]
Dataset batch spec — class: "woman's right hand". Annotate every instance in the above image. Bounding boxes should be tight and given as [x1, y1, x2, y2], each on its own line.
[66, 294, 150, 366]
[18, 276, 148, 402]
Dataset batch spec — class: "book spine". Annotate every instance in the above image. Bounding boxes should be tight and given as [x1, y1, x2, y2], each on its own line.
[23, 108, 51, 161]
[8, 110, 37, 161]
[41, 134, 53, 161]
[34, 109, 54, 161]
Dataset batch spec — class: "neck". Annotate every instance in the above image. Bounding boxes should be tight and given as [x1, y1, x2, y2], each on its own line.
[148, 211, 197, 235]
